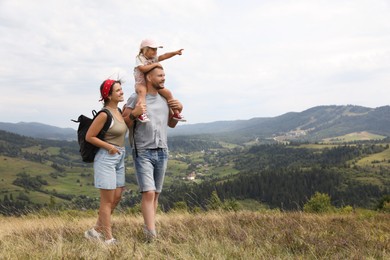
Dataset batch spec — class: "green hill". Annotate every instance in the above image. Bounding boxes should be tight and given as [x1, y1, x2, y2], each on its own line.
[1, 105, 389, 143]
[1, 127, 390, 215]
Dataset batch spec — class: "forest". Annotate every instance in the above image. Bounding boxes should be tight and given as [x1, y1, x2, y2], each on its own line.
[0, 130, 389, 215]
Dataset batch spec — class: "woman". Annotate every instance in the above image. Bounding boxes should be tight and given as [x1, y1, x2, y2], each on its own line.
[84, 79, 128, 245]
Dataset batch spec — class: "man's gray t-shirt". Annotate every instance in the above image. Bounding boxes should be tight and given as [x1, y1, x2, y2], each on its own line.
[125, 93, 169, 149]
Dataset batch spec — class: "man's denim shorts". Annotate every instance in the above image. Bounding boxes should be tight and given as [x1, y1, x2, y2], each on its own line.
[93, 146, 126, 190]
[132, 148, 168, 193]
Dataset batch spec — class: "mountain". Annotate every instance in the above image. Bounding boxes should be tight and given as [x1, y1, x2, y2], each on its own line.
[0, 105, 389, 142]
[170, 105, 390, 142]
[0, 122, 75, 141]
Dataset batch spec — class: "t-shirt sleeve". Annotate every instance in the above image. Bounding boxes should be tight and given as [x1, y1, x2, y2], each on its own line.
[135, 55, 146, 68]
[125, 93, 138, 108]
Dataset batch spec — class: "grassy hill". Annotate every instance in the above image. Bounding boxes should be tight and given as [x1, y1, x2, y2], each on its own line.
[170, 105, 390, 143]
[0, 210, 388, 259]
[0, 121, 75, 140]
[1, 127, 390, 214]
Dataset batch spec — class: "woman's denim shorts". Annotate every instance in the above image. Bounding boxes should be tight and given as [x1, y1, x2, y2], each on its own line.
[93, 146, 126, 190]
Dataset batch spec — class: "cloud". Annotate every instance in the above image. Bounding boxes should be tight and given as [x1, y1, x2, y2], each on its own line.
[0, 0, 389, 128]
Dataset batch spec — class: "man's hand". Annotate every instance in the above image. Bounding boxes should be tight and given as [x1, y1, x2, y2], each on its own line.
[132, 102, 147, 117]
[168, 99, 183, 112]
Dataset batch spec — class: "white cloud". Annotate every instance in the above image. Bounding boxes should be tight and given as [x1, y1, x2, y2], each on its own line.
[0, 0, 389, 128]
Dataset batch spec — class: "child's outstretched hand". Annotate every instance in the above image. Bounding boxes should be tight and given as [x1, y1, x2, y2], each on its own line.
[175, 49, 184, 55]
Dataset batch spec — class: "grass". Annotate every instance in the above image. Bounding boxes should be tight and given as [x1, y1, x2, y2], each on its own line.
[356, 146, 390, 167]
[322, 131, 386, 143]
[21, 145, 61, 156]
[0, 210, 388, 259]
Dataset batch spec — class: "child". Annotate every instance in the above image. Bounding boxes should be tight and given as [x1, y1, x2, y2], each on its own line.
[133, 38, 186, 123]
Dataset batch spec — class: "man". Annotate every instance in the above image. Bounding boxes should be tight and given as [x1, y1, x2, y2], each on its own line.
[123, 65, 183, 241]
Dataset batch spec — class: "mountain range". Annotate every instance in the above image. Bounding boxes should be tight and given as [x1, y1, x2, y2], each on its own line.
[0, 105, 389, 142]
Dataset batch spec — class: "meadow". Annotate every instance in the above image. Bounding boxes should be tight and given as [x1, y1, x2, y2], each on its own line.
[0, 209, 389, 259]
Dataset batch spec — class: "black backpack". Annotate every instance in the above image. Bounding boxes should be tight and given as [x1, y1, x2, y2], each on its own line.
[72, 108, 114, 163]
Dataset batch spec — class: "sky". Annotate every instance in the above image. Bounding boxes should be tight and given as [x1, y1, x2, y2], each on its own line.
[0, 0, 389, 129]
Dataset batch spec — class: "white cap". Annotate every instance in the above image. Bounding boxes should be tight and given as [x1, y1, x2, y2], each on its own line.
[140, 38, 163, 49]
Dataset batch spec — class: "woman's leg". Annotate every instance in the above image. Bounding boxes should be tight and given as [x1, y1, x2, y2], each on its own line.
[96, 189, 116, 239]
[111, 187, 124, 213]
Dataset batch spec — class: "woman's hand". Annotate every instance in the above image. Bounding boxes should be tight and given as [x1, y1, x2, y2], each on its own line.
[108, 146, 120, 155]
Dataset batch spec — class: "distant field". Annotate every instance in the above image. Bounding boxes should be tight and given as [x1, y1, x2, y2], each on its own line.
[322, 131, 386, 143]
[0, 155, 98, 203]
[21, 145, 61, 155]
[295, 142, 390, 169]
[355, 146, 390, 168]
[297, 143, 339, 149]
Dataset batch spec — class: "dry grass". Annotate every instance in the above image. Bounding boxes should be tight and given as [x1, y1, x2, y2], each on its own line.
[0, 210, 389, 259]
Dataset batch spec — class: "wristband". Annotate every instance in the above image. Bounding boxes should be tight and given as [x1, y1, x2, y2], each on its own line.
[129, 113, 136, 121]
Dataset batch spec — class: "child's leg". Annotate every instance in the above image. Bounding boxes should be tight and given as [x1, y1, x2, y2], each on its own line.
[135, 84, 147, 106]
[135, 84, 150, 123]
[158, 88, 186, 121]
[158, 88, 177, 113]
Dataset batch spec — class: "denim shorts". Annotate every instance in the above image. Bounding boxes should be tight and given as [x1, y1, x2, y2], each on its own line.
[132, 148, 168, 193]
[93, 146, 126, 190]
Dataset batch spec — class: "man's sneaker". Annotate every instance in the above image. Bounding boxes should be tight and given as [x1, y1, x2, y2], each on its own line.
[143, 226, 157, 243]
[172, 113, 186, 122]
[138, 113, 150, 123]
[84, 228, 103, 241]
[104, 238, 118, 245]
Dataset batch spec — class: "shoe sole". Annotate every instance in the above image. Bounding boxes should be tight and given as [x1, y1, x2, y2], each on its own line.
[84, 231, 101, 240]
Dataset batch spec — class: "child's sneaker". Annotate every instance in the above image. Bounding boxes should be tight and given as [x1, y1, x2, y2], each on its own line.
[84, 228, 103, 241]
[138, 113, 150, 123]
[104, 238, 118, 245]
[172, 113, 186, 122]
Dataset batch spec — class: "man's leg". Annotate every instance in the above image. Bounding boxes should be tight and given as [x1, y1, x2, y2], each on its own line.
[142, 191, 157, 231]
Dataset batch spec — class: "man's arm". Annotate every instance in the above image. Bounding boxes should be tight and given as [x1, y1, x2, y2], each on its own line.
[122, 102, 146, 128]
[167, 99, 183, 128]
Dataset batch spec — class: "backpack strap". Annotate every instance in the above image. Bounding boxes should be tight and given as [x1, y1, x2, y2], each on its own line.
[97, 108, 113, 135]
[133, 120, 138, 157]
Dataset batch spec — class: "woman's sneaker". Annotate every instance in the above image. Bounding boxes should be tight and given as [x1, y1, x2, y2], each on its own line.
[138, 113, 150, 123]
[84, 228, 103, 241]
[104, 238, 118, 245]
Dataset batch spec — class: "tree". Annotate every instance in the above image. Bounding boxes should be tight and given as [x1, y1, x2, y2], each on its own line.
[303, 192, 333, 213]
[206, 191, 223, 211]
[376, 195, 390, 212]
[171, 201, 188, 212]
